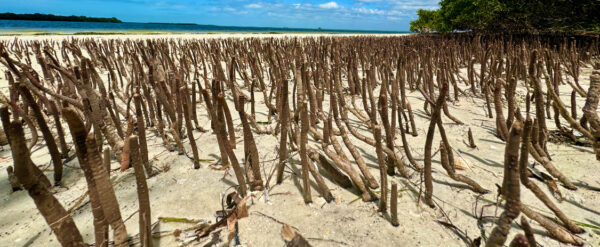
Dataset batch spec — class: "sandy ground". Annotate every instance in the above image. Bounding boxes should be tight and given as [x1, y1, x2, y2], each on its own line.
[0, 34, 599, 247]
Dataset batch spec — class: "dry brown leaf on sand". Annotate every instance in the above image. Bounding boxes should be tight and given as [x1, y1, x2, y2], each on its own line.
[236, 196, 249, 218]
[541, 174, 563, 202]
[227, 216, 237, 242]
[227, 195, 249, 241]
[453, 157, 469, 170]
[210, 163, 230, 170]
[281, 224, 312, 247]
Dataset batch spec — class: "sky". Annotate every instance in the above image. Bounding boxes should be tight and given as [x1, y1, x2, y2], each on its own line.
[0, 0, 440, 31]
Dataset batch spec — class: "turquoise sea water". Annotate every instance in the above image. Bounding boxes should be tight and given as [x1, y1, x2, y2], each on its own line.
[0, 20, 407, 34]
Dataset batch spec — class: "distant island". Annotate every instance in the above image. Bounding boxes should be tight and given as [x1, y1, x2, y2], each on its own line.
[0, 13, 122, 23]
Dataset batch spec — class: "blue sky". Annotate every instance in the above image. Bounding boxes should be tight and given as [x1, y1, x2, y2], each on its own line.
[1, 0, 440, 31]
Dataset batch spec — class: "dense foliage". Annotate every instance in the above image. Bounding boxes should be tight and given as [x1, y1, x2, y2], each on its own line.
[0, 13, 122, 23]
[410, 0, 600, 33]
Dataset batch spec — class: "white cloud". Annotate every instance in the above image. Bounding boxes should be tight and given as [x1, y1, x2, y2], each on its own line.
[204, 0, 423, 30]
[220, 7, 247, 14]
[245, 3, 262, 9]
[386, 0, 439, 10]
[319, 1, 339, 9]
[354, 7, 385, 15]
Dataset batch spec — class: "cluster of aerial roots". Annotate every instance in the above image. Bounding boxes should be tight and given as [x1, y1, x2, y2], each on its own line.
[0, 33, 598, 246]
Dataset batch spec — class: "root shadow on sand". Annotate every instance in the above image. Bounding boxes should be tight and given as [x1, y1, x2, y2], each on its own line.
[478, 137, 505, 145]
[354, 145, 380, 169]
[564, 199, 600, 216]
[432, 178, 476, 191]
[573, 181, 600, 192]
[457, 150, 503, 168]
[22, 232, 42, 247]
[585, 219, 600, 235]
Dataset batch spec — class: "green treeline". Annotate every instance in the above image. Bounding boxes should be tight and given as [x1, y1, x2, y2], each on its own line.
[0, 13, 122, 23]
[410, 0, 600, 33]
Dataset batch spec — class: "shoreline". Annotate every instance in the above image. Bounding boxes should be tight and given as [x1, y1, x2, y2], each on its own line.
[0, 20, 409, 36]
[0, 32, 412, 41]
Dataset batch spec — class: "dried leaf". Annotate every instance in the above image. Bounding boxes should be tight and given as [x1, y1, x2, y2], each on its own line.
[453, 157, 469, 170]
[281, 224, 312, 247]
[545, 177, 563, 202]
[281, 224, 296, 242]
[239, 197, 249, 217]
[209, 164, 230, 170]
[227, 214, 238, 241]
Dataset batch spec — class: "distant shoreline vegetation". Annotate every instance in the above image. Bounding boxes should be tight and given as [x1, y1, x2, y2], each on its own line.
[0, 13, 122, 23]
[410, 0, 600, 34]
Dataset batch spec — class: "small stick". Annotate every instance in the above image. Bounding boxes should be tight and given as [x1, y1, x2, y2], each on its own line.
[390, 181, 399, 227]
[103, 147, 110, 176]
[468, 128, 477, 148]
[406, 102, 418, 137]
[570, 90, 577, 120]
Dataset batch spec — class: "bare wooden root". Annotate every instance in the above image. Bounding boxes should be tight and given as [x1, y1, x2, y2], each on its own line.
[486, 121, 522, 247]
[520, 216, 536, 247]
[180, 88, 201, 169]
[6, 120, 85, 246]
[423, 82, 448, 208]
[129, 135, 152, 247]
[86, 135, 130, 246]
[134, 94, 153, 176]
[63, 107, 109, 247]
